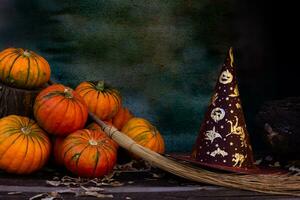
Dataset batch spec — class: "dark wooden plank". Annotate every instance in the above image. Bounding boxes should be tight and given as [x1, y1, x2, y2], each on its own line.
[0, 169, 298, 199]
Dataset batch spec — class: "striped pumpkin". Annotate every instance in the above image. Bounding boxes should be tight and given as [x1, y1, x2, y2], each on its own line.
[34, 84, 88, 136]
[121, 118, 165, 158]
[0, 48, 51, 89]
[0, 115, 51, 174]
[61, 129, 117, 178]
[112, 107, 134, 130]
[75, 81, 122, 121]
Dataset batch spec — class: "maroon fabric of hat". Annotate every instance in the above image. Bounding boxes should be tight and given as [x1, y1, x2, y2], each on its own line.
[190, 47, 256, 172]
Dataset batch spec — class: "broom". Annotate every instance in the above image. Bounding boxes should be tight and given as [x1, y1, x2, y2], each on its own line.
[47, 80, 300, 196]
[89, 112, 300, 196]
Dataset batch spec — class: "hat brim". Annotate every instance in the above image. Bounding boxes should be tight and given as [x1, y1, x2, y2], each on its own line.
[168, 153, 285, 174]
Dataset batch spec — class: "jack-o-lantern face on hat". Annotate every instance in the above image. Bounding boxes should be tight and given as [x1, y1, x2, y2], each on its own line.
[219, 69, 233, 84]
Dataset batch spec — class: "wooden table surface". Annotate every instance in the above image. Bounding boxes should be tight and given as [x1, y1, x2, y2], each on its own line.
[0, 166, 298, 200]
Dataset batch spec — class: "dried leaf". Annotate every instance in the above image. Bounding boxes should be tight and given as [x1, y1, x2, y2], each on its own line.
[125, 197, 132, 200]
[29, 193, 46, 200]
[110, 181, 124, 187]
[46, 180, 61, 187]
[7, 191, 22, 195]
[81, 191, 113, 198]
[81, 186, 104, 192]
[56, 189, 76, 194]
[152, 173, 164, 178]
[41, 197, 55, 200]
[104, 171, 116, 180]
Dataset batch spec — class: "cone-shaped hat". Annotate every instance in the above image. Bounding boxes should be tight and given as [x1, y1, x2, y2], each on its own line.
[172, 48, 263, 173]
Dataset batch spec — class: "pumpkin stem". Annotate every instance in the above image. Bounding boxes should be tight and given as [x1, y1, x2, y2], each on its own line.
[89, 139, 98, 146]
[95, 81, 105, 91]
[23, 50, 31, 57]
[21, 127, 31, 135]
[64, 88, 73, 98]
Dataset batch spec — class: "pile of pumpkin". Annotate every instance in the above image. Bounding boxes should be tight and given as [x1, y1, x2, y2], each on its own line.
[0, 48, 165, 177]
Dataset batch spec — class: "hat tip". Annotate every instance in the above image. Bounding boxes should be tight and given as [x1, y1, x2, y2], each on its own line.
[228, 47, 234, 67]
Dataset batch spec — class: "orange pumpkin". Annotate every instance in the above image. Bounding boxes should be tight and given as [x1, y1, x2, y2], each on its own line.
[112, 107, 134, 130]
[34, 84, 88, 136]
[0, 48, 51, 89]
[75, 81, 122, 120]
[86, 122, 118, 148]
[121, 118, 165, 157]
[0, 115, 51, 174]
[61, 129, 117, 178]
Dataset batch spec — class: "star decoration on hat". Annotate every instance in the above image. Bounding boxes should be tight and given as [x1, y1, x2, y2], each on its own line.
[205, 126, 222, 143]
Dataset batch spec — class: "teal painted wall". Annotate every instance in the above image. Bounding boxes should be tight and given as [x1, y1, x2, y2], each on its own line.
[0, 0, 259, 152]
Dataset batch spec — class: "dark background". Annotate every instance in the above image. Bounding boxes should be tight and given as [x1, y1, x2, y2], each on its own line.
[0, 0, 299, 153]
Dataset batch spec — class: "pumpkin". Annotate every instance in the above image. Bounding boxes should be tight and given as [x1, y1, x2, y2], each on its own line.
[75, 81, 122, 121]
[61, 129, 117, 178]
[0, 115, 51, 174]
[86, 122, 118, 148]
[0, 48, 51, 89]
[34, 84, 88, 136]
[53, 136, 65, 166]
[112, 107, 134, 130]
[121, 118, 165, 158]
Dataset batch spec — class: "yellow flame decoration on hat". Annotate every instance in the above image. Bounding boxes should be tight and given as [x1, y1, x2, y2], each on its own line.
[229, 47, 234, 67]
[229, 85, 239, 97]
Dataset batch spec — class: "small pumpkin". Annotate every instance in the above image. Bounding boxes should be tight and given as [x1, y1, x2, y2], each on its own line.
[0, 48, 51, 89]
[34, 84, 88, 136]
[121, 118, 165, 158]
[86, 122, 118, 148]
[75, 81, 122, 121]
[112, 107, 134, 130]
[61, 129, 117, 178]
[0, 115, 51, 174]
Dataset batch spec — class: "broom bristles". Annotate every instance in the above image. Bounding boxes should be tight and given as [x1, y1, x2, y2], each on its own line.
[89, 112, 300, 196]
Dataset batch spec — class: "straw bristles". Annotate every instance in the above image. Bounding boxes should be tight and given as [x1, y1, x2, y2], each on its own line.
[89, 112, 300, 196]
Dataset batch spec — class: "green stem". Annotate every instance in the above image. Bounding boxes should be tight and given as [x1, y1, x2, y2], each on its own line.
[21, 127, 31, 135]
[64, 88, 73, 98]
[95, 80, 105, 91]
[23, 50, 31, 57]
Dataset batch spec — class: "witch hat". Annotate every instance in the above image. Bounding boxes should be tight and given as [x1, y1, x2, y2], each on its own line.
[172, 47, 268, 173]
